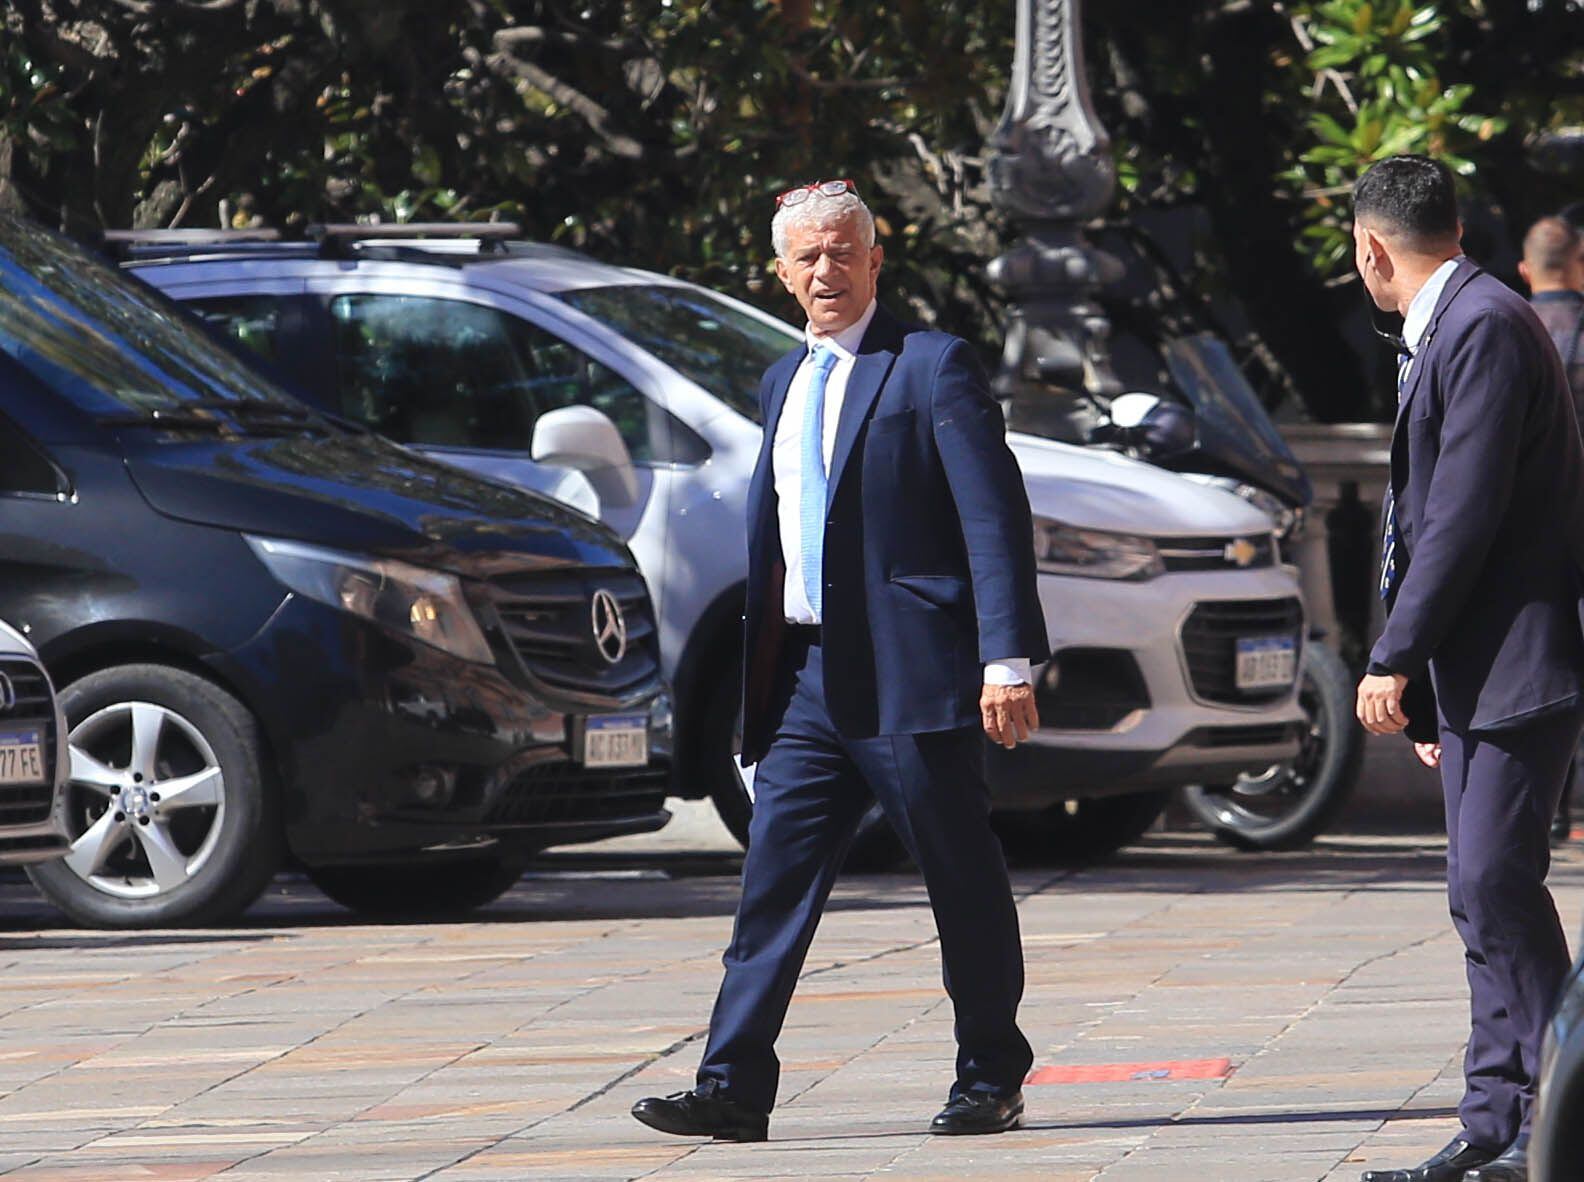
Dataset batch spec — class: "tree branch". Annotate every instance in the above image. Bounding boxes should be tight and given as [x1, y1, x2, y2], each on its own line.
[485, 40, 645, 160]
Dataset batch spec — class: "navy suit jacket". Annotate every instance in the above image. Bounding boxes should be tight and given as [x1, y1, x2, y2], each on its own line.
[1373, 258, 1584, 732]
[740, 305, 1050, 764]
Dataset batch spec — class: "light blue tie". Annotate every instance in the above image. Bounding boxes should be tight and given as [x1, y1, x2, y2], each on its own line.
[799, 346, 839, 618]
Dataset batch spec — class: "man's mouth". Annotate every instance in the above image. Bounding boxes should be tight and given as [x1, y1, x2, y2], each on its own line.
[813, 290, 845, 303]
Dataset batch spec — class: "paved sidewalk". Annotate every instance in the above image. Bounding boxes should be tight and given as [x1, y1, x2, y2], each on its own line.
[0, 828, 1579, 1181]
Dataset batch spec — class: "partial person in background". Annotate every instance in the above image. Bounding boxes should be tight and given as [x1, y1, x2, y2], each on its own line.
[1519, 214, 1584, 847]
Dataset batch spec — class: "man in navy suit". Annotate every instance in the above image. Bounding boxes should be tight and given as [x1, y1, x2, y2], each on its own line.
[1353, 156, 1584, 1182]
[632, 180, 1049, 1141]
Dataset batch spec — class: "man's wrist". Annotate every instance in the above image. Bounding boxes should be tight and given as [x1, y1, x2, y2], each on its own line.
[984, 658, 1031, 686]
[1366, 661, 1397, 677]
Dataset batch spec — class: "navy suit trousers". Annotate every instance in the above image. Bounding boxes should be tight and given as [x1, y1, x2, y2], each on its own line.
[696, 635, 1033, 1112]
[1438, 705, 1584, 1148]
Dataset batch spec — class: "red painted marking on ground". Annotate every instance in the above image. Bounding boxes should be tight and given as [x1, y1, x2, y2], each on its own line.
[1025, 1058, 1231, 1085]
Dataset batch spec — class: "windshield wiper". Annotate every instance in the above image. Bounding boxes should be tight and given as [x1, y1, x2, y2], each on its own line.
[177, 398, 319, 422]
[96, 409, 237, 432]
[97, 398, 339, 436]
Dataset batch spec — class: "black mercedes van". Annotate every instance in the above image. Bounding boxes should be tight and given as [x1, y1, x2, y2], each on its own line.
[0, 212, 671, 928]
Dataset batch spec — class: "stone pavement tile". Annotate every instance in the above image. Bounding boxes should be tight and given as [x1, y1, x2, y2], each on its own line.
[1097, 1148, 1346, 1180]
[3, 1161, 243, 1180]
[207, 1136, 491, 1180]
[431, 1141, 694, 1180]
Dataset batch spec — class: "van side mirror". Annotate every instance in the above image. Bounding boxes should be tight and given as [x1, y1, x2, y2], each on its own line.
[530, 406, 639, 508]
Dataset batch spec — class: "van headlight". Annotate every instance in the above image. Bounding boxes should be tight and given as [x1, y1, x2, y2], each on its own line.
[246, 536, 495, 664]
[1032, 518, 1164, 581]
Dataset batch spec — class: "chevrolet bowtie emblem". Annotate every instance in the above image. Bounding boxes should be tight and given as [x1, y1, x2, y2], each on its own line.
[1224, 538, 1259, 568]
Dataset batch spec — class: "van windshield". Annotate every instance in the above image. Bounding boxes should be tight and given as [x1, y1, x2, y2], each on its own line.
[0, 213, 306, 419]
[555, 284, 799, 424]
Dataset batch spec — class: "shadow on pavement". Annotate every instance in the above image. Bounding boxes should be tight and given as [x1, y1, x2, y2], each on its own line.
[750, 1104, 1463, 1145]
[0, 832, 1568, 936]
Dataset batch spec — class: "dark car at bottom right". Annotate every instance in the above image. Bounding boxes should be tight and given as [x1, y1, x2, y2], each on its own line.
[1535, 923, 1584, 1180]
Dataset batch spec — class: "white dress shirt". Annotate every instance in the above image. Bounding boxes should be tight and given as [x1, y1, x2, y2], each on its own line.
[773, 299, 1029, 686]
[1400, 257, 1462, 394]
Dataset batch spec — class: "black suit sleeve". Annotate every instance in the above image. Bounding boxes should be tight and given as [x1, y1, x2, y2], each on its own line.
[1370, 311, 1532, 678]
[928, 339, 1051, 665]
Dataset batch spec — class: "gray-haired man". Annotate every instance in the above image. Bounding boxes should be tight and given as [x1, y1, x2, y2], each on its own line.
[632, 179, 1048, 1141]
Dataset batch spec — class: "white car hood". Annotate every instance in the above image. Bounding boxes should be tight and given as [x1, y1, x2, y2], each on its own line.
[1008, 432, 1272, 537]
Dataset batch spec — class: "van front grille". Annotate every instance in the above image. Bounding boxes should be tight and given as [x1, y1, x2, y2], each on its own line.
[483, 570, 659, 700]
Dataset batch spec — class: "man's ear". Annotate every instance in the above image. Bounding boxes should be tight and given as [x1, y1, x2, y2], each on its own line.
[869, 243, 883, 275]
[1518, 259, 1534, 291]
[1365, 228, 1392, 277]
[773, 256, 794, 296]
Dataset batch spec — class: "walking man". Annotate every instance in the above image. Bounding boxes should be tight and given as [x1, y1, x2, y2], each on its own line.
[1353, 156, 1584, 1182]
[631, 179, 1048, 1141]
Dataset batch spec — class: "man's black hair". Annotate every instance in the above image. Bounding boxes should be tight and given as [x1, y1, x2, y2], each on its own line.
[1353, 154, 1460, 246]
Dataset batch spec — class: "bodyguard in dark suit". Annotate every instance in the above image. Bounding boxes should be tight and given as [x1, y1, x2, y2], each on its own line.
[1353, 156, 1584, 1182]
[632, 180, 1048, 1142]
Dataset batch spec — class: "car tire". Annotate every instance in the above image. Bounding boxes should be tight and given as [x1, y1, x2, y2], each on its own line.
[993, 790, 1171, 866]
[307, 858, 525, 918]
[840, 805, 913, 872]
[700, 656, 754, 850]
[27, 664, 282, 928]
[699, 656, 913, 871]
[1180, 642, 1364, 851]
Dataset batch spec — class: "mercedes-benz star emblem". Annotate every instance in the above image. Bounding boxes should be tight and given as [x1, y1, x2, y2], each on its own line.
[0, 672, 14, 714]
[590, 589, 627, 665]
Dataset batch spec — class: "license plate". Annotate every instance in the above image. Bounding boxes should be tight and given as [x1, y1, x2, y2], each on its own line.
[1235, 636, 1298, 690]
[581, 714, 648, 768]
[0, 726, 45, 785]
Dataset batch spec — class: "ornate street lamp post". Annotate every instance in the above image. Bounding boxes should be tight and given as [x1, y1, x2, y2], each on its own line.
[988, 0, 1123, 430]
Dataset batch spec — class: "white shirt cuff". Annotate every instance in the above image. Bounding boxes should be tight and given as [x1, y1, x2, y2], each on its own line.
[983, 658, 1031, 686]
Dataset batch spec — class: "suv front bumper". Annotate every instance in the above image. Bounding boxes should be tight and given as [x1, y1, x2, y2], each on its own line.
[214, 595, 672, 866]
[991, 565, 1307, 810]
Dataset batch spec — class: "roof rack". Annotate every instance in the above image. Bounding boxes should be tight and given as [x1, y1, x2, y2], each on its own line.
[101, 228, 283, 259]
[103, 228, 283, 246]
[307, 222, 522, 257]
[105, 221, 589, 269]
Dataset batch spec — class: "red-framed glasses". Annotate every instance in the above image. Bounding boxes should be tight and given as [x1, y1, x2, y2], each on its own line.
[774, 178, 858, 210]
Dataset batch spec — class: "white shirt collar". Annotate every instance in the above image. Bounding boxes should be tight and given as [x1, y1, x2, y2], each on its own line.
[804, 299, 878, 361]
[1402, 257, 1462, 356]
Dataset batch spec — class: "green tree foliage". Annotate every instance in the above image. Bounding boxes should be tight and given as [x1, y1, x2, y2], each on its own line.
[2, 1, 1581, 421]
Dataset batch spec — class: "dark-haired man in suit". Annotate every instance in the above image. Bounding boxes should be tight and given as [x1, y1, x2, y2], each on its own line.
[630, 180, 1048, 1142]
[1353, 155, 1584, 1182]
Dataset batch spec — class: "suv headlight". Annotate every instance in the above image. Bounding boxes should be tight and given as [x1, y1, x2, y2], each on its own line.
[246, 536, 494, 665]
[1178, 474, 1301, 541]
[1033, 518, 1164, 581]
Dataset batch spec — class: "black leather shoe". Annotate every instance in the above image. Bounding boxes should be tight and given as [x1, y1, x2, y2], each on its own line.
[1361, 1136, 1499, 1182]
[1465, 1139, 1528, 1182]
[929, 1089, 1024, 1135]
[630, 1086, 768, 1142]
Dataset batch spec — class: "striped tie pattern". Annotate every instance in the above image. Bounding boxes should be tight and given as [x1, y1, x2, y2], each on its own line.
[799, 347, 839, 618]
[1379, 351, 1413, 601]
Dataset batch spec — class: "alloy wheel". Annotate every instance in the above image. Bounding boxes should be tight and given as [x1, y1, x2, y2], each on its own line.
[60, 701, 227, 899]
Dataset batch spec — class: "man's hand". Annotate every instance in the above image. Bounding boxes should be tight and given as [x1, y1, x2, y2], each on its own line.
[982, 681, 1038, 749]
[1414, 742, 1442, 769]
[1355, 672, 1411, 735]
